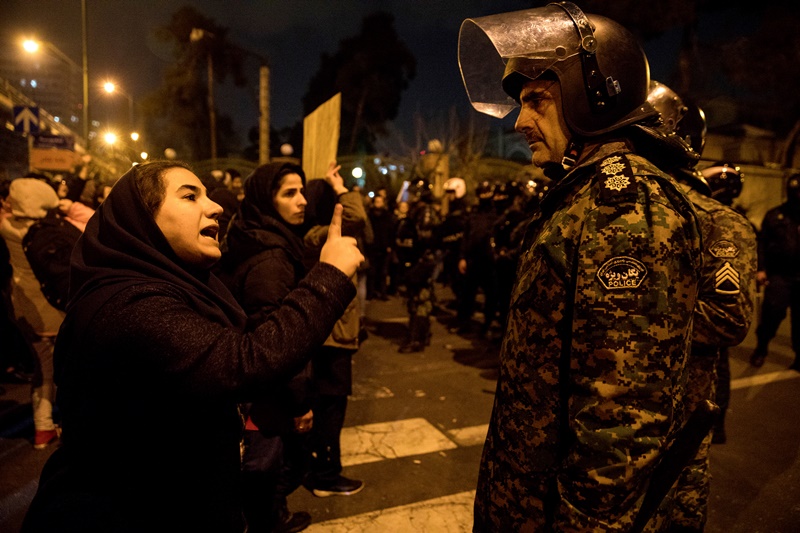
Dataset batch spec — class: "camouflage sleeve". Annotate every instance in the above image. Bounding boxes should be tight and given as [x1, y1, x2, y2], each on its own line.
[555, 176, 701, 531]
[692, 207, 757, 347]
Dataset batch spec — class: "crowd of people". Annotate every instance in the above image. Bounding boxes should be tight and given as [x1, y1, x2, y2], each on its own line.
[2, 2, 798, 532]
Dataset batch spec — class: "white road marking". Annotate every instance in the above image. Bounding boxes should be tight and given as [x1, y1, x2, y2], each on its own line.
[341, 418, 458, 467]
[731, 370, 800, 390]
[305, 490, 476, 532]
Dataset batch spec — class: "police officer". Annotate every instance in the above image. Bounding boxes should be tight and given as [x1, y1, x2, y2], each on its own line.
[395, 178, 441, 353]
[700, 163, 754, 445]
[438, 177, 468, 308]
[453, 179, 500, 336]
[750, 172, 800, 370]
[459, 3, 704, 530]
[490, 180, 525, 330]
[648, 82, 757, 530]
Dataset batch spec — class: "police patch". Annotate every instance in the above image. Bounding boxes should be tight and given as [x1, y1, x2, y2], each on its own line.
[597, 256, 647, 290]
[709, 240, 739, 258]
[715, 261, 740, 294]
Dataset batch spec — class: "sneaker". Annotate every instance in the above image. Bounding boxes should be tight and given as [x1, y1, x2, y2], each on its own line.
[273, 511, 311, 533]
[310, 476, 364, 497]
[33, 428, 60, 450]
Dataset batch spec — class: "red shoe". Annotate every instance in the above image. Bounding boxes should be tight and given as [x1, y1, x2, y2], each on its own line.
[34, 428, 60, 450]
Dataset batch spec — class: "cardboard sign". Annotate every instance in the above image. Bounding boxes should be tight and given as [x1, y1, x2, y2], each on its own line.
[303, 93, 341, 181]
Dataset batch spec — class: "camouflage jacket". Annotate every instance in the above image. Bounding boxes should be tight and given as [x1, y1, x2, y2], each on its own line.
[667, 183, 757, 532]
[474, 143, 703, 532]
[684, 186, 756, 353]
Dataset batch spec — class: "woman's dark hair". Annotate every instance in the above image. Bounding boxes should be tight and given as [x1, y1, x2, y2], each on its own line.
[133, 160, 194, 218]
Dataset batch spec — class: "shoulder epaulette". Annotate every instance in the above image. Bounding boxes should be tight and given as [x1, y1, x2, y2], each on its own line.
[596, 153, 637, 204]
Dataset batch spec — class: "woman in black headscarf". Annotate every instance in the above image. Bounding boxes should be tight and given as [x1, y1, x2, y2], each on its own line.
[21, 160, 363, 533]
[219, 162, 313, 532]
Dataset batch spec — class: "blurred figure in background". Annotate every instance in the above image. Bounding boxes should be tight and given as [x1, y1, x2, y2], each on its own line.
[210, 167, 245, 243]
[453, 179, 499, 337]
[749, 171, 800, 371]
[0, 178, 64, 450]
[386, 199, 409, 296]
[366, 193, 393, 301]
[438, 177, 468, 310]
[394, 178, 441, 353]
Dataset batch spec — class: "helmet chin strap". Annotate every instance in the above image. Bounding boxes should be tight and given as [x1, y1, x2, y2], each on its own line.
[561, 139, 584, 170]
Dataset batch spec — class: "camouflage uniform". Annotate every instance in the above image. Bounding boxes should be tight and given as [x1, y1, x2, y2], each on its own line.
[668, 181, 757, 532]
[473, 144, 703, 532]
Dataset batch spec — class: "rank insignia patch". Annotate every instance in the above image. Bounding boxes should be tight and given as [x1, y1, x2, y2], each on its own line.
[709, 240, 739, 258]
[597, 256, 647, 290]
[715, 261, 740, 295]
[597, 153, 636, 202]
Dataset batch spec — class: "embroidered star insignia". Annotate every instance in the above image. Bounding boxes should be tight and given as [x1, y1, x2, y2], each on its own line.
[604, 174, 630, 192]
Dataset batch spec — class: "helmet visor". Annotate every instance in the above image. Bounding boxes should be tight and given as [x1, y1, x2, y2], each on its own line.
[458, 5, 582, 118]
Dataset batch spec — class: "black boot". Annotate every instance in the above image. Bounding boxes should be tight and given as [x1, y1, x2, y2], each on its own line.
[749, 345, 767, 367]
[399, 316, 426, 353]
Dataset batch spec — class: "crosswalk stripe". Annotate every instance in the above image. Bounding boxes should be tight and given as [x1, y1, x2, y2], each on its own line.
[305, 490, 476, 532]
[730, 369, 800, 390]
[340, 418, 458, 467]
[447, 424, 489, 447]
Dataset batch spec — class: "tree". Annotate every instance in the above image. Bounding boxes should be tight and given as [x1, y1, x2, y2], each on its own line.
[579, 1, 800, 138]
[141, 5, 247, 161]
[302, 11, 416, 155]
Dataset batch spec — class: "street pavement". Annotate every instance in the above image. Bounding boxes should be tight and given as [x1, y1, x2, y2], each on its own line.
[1, 286, 799, 532]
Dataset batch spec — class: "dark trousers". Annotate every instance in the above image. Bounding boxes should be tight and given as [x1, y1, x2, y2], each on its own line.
[308, 394, 348, 486]
[367, 250, 389, 298]
[756, 274, 800, 354]
[714, 347, 731, 430]
[457, 259, 497, 331]
[241, 430, 310, 532]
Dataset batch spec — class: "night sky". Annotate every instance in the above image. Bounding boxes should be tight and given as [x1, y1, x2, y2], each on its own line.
[3, 1, 554, 141]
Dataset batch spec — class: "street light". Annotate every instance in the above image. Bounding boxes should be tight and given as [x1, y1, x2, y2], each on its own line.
[21, 35, 89, 148]
[102, 80, 135, 131]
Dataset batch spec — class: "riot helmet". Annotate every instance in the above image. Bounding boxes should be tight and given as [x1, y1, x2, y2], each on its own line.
[459, 1, 657, 137]
[475, 179, 496, 198]
[677, 102, 707, 156]
[785, 172, 800, 207]
[493, 180, 520, 212]
[647, 81, 687, 136]
[642, 80, 705, 182]
[646, 80, 707, 158]
[443, 177, 467, 199]
[700, 163, 744, 206]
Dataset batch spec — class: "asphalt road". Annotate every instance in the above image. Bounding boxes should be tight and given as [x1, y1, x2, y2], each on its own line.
[1, 286, 798, 532]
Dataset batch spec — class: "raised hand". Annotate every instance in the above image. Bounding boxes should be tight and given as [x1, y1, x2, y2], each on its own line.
[320, 204, 364, 277]
[325, 161, 348, 195]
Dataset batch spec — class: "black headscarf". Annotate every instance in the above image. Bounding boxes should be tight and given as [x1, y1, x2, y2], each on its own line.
[65, 163, 247, 331]
[221, 162, 307, 267]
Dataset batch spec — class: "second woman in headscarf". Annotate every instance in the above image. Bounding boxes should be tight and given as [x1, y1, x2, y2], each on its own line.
[219, 162, 315, 532]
